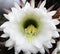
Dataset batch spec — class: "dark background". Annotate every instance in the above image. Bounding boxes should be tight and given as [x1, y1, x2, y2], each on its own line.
[0, 0, 60, 54]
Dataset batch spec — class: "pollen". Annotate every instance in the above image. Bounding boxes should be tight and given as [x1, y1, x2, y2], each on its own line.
[25, 25, 37, 40]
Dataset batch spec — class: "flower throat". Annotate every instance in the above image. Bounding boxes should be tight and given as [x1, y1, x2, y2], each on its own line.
[23, 19, 38, 40]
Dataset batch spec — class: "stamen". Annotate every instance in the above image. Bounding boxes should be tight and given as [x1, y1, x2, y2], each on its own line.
[25, 25, 37, 40]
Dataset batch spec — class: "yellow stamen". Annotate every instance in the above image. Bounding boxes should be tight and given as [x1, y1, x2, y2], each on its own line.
[25, 25, 37, 41]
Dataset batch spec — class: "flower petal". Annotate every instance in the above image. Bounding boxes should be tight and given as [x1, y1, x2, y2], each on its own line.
[14, 2, 21, 10]
[39, 0, 46, 9]
[1, 34, 9, 38]
[52, 30, 59, 38]
[50, 39, 55, 43]
[5, 39, 14, 47]
[44, 41, 53, 48]
[4, 13, 14, 21]
[48, 11, 56, 17]
[30, 0, 35, 8]
[52, 19, 60, 25]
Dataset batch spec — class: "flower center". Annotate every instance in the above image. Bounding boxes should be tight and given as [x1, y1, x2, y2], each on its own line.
[23, 19, 38, 28]
[19, 13, 42, 41]
[25, 25, 37, 40]
[23, 19, 40, 40]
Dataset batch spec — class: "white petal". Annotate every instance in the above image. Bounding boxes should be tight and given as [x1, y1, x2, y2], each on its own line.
[5, 39, 14, 47]
[44, 41, 52, 48]
[8, 46, 13, 50]
[4, 13, 14, 21]
[15, 45, 21, 53]
[52, 31, 59, 38]
[23, 43, 38, 54]
[52, 19, 60, 25]
[50, 39, 55, 43]
[39, 0, 47, 13]
[11, 7, 22, 22]
[39, 28, 52, 41]
[1, 21, 9, 28]
[39, 46, 45, 54]
[25, 2, 30, 7]
[29, 45, 37, 54]
[23, 2, 31, 10]
[11, 7, 19, 15]
[39, 0, 46, 9]
[33, 40, 45, 53]
[48, 11, 56, 17]
[44, 46, 50, 54]
[3, 14, 9, 20]
[1, 34, 9, 38]
[30, 0, 35, 8]
[49, 22, 57, 30]
[14, 2, 21, 10]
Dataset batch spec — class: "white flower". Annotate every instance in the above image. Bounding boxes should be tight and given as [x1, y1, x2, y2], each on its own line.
[52, 41, 60, 54]
[0, 0, 59, 54]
